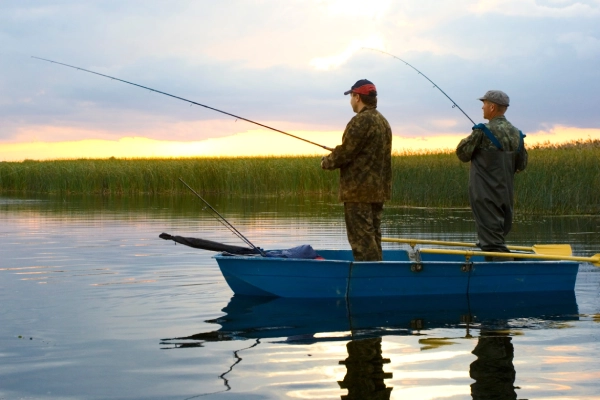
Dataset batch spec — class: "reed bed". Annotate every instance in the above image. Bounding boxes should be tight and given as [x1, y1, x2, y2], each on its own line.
[1, 140, 599, 215]
[0, 157, 338, 196]
[516, 142, 600, 214]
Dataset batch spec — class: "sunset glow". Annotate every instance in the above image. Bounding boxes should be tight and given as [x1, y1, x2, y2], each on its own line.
[2, 125, 598, 161]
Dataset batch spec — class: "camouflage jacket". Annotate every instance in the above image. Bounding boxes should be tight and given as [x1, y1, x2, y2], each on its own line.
[321, 106, 392, 202]
[456, 116, 528, 172]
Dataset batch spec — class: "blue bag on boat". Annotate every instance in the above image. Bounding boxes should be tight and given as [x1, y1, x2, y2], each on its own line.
[264, 245, 320, 259]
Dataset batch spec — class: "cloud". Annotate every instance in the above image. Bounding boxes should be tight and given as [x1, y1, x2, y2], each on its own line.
[0, 0, 599, 151]
[315, 0, 392, 19]
[309, 35, 386, 70]
[468, 0, 600, 17]
[557, 32, 600, 59]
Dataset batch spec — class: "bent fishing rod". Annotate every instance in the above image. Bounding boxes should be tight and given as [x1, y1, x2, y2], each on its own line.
[179, 178, 266, 257]
[32, 56, 333, 151]
[363, 48, 475, 125]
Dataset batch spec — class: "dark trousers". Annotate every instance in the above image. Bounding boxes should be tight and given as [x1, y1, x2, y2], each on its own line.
[344, 202, 384, 261]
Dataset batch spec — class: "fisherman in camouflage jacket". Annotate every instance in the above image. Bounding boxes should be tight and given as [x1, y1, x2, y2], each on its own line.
[456, 90, 528, 259]
[321, 79, 392, 261]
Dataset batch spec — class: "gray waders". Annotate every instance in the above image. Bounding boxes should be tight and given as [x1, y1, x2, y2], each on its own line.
[469, 149, 517, 257]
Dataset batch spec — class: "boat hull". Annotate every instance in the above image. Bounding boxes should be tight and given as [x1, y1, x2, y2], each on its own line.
[214, 249, 579, 298]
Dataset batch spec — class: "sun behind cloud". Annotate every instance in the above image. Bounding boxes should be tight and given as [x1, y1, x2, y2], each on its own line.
[309, 35, 386, 70]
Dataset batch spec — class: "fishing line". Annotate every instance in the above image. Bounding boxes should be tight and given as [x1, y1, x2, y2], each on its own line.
[32, 56, 333, 151]
[180, 339, 261, 399]
[363, 48, 475, 125]
[178, 178, 265, 256]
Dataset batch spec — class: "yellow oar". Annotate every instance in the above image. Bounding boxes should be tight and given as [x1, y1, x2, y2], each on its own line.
[418, 248, 600, 266]
[382, 238, 572, 256]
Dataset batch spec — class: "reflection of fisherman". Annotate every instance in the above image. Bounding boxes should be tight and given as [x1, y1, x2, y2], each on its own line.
[469, 331, 518, 399]
[321, 79, 393, 261]
[338, 337, 393, 399]
[456, 91, 528, 259]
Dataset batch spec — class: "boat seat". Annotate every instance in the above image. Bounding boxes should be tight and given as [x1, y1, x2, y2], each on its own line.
[419, 252, 485, 262]
[315, 250, 355, 261]
[382, 250, 411, 261]
[315, 249, 411, 262]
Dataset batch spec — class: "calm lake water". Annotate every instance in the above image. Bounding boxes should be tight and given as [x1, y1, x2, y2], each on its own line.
[1, 194, 599, 400]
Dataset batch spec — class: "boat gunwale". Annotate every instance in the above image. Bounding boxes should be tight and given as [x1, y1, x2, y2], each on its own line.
[213, 253, 581, 265]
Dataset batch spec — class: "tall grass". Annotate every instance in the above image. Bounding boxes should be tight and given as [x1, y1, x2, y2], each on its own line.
[392, 152, 469, 208]
[516, 143, 600, 214]
[1, 140, 599, 214]
[0, 157, 338, 196]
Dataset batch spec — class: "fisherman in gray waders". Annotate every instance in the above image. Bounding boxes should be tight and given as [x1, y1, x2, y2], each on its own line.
[456, 90, 528, 261]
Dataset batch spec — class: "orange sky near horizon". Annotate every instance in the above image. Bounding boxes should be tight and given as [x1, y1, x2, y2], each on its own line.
[1, 125, 599, 161]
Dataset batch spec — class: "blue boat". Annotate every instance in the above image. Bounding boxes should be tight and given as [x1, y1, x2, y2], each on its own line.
[214, 249, 579, 298]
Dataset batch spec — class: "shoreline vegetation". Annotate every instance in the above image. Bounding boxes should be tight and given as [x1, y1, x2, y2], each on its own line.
[1, 139, 599, 215]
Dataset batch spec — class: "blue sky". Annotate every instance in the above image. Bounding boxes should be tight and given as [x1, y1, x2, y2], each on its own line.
[1, 0, 599, 158]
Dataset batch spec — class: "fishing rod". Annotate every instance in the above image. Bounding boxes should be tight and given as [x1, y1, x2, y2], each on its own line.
[363, 48, 475, 125]
[178, 178, 266, 256]
[32, 56, 333, 151]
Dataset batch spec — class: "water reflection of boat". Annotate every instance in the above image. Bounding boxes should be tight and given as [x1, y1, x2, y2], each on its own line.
[214, 249, 579, 298]
[163, 291, 578, 346]
[162, 292, 578, 399]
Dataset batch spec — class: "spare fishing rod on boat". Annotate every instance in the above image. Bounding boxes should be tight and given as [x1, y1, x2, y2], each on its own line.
[32, 56, 333, 152]
[178, 178, 266, 257]
[363, 48, 475, 125]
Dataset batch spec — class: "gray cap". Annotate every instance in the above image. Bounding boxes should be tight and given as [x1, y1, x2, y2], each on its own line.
[478, 90, 509, 106]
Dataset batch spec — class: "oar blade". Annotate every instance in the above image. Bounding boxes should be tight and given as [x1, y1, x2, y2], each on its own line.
[531, 244, 572, 256]
[592, 254, 600, 267]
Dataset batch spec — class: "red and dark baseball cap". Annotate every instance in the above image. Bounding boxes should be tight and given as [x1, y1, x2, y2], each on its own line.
[344, 79, 377, 96]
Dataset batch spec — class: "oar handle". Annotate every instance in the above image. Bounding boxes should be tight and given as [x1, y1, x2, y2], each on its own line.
[382, 237, 478, 248]
[419, 248, 600, 266]
[383, 237, 535, 252]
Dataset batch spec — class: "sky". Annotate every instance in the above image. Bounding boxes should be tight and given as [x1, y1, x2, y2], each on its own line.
[1, 0, 600, 160]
